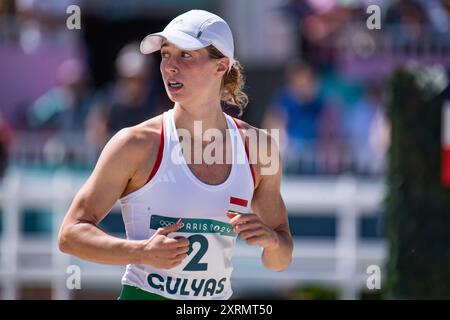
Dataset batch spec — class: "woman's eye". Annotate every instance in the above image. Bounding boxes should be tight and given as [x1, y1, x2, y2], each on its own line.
[181, 52, 192, 58]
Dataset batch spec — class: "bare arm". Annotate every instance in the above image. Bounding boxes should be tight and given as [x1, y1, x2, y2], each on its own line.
[251, 150, 293, 271]
[227, 126, 293, 271]
[58, 125, 189, 267]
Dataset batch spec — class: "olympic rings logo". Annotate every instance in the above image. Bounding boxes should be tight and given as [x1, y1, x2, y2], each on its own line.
[159, 220, 184, 228]
[159, 220, 174, 227]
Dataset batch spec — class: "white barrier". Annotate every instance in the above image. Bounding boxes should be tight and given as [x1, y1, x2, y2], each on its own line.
[0, 168, 386, 299]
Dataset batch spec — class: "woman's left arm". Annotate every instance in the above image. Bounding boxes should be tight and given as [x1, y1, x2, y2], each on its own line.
[227, 130, 293, 271]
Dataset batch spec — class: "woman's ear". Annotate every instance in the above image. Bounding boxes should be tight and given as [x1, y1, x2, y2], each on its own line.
[216, 57, 229, 75]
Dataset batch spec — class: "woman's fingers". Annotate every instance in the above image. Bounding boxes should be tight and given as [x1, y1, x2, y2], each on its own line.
[244, 235, 266, 246]
[154, 219, 182, 236]
[234, 221, 262, 233]
[165, 246, 189, 258]
[239, 228, 265, 240]
[173, 236, 190, 248]
[227, 212, 258, 226]
[174, 252, 188, 260]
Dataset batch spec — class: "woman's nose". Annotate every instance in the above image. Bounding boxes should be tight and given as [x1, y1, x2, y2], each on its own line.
[164, 58, 178, 73]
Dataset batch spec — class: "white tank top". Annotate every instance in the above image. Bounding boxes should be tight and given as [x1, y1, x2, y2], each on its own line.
[119, 108, 255, 300]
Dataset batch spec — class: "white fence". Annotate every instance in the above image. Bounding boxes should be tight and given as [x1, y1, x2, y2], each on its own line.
[0, 168, 386, 300]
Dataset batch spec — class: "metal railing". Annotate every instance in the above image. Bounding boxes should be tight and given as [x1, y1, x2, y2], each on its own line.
[0, 168, 386, 299]
[7, 130, 387, 177]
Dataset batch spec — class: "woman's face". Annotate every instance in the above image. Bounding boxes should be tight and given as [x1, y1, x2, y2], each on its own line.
[160, 41, 228, 107]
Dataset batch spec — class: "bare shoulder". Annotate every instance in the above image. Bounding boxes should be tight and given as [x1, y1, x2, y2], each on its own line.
[115, 114, 163, 155]
[232, 118, 281, 187]
[90, 114, 164, 198]
[232, 118, 275, 142]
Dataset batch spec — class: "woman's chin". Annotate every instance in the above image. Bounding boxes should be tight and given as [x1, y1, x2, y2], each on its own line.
[167, 94, 189, 105]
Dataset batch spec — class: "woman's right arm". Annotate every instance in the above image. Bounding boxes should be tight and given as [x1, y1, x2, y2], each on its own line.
[58, 127, 189, 268]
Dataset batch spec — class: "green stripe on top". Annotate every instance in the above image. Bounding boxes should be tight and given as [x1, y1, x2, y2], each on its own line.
[150, 215, 236, 237]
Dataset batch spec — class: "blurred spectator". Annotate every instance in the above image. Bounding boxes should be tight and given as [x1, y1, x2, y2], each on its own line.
[281, 0, 354, 69]
[263, 60, 326, 174]
[313, 69, 363, 174]
[28, 58, 93, 132]
[345, 83, 389, 175]
[86, 42, 169, 162]
[422, 0, 450, 35]
[13, 0, 80, 52]
[0, 0, 16, 44]
[315, 99, 346, 175]
[27, 58, 94, 165]
[385, 0, 430, 47]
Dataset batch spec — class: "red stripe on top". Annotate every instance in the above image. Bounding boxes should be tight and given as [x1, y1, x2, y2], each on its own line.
[145, 117, 164, 184]
[231, 117, 256, 188]
[230, 196, 248, 207]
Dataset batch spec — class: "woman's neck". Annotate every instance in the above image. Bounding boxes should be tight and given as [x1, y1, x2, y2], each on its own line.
[173, 100, 228, 138]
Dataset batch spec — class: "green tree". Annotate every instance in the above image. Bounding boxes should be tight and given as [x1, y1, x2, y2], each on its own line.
[385, 64, 450, 299]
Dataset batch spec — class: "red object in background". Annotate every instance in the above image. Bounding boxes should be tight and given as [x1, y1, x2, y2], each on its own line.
[442, 101, 450, 186]
[0, 116, 13, 145]
[0, 115, 13, 177]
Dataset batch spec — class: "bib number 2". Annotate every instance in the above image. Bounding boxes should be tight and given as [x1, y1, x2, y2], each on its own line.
[183, 235, 208, 271]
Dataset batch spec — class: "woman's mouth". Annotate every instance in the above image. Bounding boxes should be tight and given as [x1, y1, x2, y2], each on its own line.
[167, 80, 184, 93]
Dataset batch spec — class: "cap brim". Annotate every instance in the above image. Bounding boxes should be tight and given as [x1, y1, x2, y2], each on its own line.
[140, 30, 212, 54]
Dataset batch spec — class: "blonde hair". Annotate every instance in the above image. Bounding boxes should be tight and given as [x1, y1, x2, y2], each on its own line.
[206, 45, 248, 117]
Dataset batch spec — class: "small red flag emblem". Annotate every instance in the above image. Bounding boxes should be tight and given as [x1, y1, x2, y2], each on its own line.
[230, 197, 248, 207]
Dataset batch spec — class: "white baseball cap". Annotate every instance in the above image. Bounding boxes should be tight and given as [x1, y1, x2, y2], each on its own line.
[140, 9, 235, 71]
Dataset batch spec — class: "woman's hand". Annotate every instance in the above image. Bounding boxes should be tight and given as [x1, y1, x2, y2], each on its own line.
[139, 219, 190, 269]
[226, 211, 279, 250]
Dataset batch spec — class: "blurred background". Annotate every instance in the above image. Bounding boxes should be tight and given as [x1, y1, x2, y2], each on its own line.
[1, 0, 450, 300]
